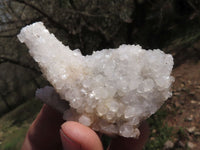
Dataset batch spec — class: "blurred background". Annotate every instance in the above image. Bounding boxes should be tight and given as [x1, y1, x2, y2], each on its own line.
[0, 0, 200, 149]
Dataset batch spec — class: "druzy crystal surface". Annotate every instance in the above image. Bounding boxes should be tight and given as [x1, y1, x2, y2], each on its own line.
[18, 22, 174, 138]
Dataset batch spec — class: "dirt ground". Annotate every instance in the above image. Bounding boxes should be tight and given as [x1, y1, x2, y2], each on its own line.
[164, 59, 200, 149]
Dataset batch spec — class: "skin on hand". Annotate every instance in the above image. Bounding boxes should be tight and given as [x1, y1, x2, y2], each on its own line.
[60, 121, 103, 150]
[21, 105, 149, 150]
[21, 105, 64, 150]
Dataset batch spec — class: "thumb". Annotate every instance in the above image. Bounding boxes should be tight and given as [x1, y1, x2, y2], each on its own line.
[60, 121, 103, 150]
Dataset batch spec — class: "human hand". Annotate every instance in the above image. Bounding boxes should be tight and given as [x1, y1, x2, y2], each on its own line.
[21, 105, 149, 150]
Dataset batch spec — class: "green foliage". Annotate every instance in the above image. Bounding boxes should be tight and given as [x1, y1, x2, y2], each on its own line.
[0, 127, 27, 150]
[0, 99, 42, 150]
[176, 127, 187, 141]
[144, 107, 173, 150]
[101, 134, 112, 149]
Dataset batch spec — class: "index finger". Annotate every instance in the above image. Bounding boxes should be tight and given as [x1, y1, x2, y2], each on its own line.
[21, 104, 64, 150]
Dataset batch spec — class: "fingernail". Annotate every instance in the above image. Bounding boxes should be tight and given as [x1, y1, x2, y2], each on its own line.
[60, 129, 81, 150]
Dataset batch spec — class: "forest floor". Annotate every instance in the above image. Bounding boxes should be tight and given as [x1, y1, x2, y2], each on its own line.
[0, 57, 199, 150]
[164, 60, 200, 150]
[143, 59, 200, 150]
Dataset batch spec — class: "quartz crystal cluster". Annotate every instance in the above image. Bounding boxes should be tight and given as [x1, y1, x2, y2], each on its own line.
[18, 22, 174, 138]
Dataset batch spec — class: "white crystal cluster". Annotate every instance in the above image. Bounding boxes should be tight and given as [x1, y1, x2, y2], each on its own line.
[18, 22, 174, 138]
